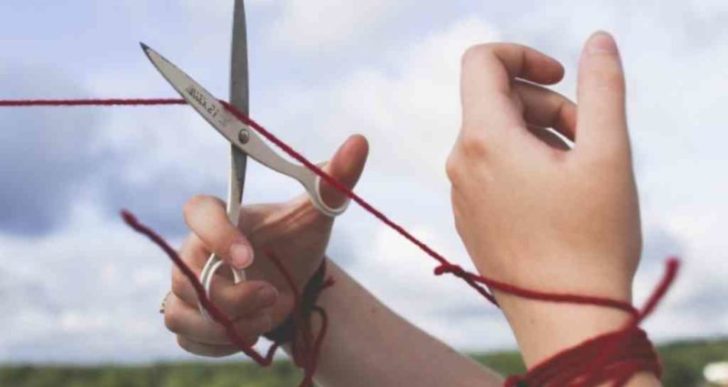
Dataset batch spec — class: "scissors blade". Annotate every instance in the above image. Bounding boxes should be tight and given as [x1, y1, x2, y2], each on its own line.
[140, 43, 247, 152]
[229, 0, 249, 210]
[231, 0, 250, 119]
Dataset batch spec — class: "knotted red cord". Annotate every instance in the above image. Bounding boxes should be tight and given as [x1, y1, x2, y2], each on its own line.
[264, 250, 333, 387]
[2, 98, 680, 386]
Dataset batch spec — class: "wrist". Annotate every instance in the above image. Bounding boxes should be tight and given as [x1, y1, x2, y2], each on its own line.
[263, 258, 330, 344]
[498, 292, 633, 368]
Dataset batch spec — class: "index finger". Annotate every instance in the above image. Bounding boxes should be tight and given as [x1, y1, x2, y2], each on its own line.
[183, 195, 255, 270]
[460, 43, 564, 130]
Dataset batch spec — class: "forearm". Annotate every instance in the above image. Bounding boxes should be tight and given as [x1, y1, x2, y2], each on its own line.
[498, 293, 662, 387]
[285, 259, 502, 387]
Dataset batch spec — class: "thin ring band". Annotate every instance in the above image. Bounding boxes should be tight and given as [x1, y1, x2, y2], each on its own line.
[159, 291, 172, 314]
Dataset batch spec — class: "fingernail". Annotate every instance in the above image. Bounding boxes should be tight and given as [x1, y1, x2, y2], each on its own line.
[587, 31, 618, 55]
[230, 243, 253, 269]
[257, 286, 278, 307]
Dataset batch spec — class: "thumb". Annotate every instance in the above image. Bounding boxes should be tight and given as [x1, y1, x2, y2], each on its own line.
[318, 134, 369, 209]
[576, 31, 629, 154]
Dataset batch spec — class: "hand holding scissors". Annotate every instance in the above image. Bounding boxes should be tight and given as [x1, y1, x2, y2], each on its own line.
[142, 5, 355, 321]
[163, 134, 367, 356]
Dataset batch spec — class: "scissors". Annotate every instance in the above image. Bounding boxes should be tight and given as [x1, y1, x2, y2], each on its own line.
[141, 0, 348, 320]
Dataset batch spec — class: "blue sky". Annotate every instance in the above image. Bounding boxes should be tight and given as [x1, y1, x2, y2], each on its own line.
[0, 0, 726, 363]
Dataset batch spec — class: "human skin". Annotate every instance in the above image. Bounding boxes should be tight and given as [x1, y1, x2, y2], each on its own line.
[164, 134, 371, 351]
[163, 135, 503, 386]
[446, 31, 659, 385]
[162, 30, 660, 386]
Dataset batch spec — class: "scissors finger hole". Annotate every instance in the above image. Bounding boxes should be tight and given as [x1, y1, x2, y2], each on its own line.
[198, 257, 247, 320]
[312, 174, 350, 217]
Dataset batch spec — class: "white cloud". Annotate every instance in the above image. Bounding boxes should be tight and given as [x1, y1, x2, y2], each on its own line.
[0, 200, 179, 362]
[270, 0, 411, 51]
[245, 21, 510, 353]
[348, 222, 515, 351]
[268, 2, 728, 349]
[261, 16, 499, 189]
[2, 0, 727, 364]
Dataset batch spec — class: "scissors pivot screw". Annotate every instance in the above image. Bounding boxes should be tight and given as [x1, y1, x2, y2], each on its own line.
[238, 128, 250, 144]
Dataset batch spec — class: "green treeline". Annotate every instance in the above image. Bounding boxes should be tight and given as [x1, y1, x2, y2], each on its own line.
[1, 338, 726, 387]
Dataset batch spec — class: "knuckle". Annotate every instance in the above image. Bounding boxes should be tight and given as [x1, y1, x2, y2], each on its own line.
[459, 130, 489, 158]
[461, 44, 486, 69]
[176, 336, 188, 350]
[445, 154, 462, 184]
[171, 271, 188, 298]
[183, 194, 207, 219]
[180, 233, 204, 256]
[224, 284, 276, 319]
[176, 336, 199, 355]
[183, 195, 224, 219]
[164, 308, 181, 333]
[214, 294, 239, 318]
[209, 324, 230, 343]
[593, 67, 625, 92]
[461, 44, 497, 69]
[452, 213, 465, 239]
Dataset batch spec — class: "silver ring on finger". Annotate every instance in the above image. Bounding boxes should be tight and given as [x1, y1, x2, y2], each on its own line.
[159, 291, 172, 314]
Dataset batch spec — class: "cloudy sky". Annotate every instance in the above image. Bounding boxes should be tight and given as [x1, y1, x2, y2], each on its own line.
[0, 0, 726, 364]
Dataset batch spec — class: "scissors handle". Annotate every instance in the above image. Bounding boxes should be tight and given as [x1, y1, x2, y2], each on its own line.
[236, 123, 349, 217]
[196, 129, 348, 320]
[198, 151, 247, 320]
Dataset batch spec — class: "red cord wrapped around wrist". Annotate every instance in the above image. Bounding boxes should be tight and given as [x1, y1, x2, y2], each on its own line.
[503, 259, 679, 387]
[263, 253, 333, 387]
[504, 328, 661, 387]
[263, 259, 329, 343]
[263, 256, 334, 375]
[0, 99, 679, 387]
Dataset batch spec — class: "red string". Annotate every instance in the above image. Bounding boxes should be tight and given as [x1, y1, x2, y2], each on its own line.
[1, 97, 638, 313]
[505, 259, 678, 387]
[265, 249, 332, 387]
[0, 98, 185, 107]
[505, 329, 660, 387]
[121, 210, 326, 387]
[120, 210, 278, 365]
[2, 98, 680, 386]
[219, 100, 645, 314]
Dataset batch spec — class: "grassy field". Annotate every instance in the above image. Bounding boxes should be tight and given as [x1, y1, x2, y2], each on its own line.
[2, 338, 726, 387]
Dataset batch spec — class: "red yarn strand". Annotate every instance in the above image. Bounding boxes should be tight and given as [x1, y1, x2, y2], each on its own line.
[0, 98, 185, 107]
[2, 98, 680, 386]
[121, 210, 276, 365]
[122, 210, 327, 387]
[2, 97, 639, 314]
